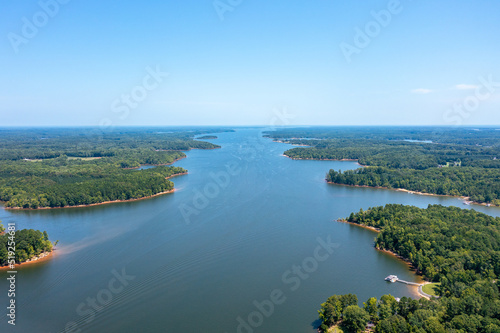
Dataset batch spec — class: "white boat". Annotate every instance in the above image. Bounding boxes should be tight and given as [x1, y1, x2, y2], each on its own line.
[385, 275, 398, 283]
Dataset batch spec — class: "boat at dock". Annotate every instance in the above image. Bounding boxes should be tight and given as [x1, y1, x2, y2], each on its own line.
[385, 274, 421, 286]
[385, 275, 398, 283]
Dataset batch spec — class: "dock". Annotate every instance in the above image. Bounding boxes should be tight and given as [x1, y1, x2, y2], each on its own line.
[385, 275, 421, 286]
[385, 275, 437, 300]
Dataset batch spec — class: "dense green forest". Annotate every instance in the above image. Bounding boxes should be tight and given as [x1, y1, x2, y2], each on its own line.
[284, 142, 499, 170]
[0, 127, 227, 161]
[265, 126, 500, 147]
[0, 161, 186, 208]
[0, 128, 227, 208]
[266, 127, 500, 204]
[319, 292, 500, 333]
[318, 204, 500, 332]
[345, 205, 500, 287]
[0, 223, 54, 267]
[327, 167, 500, 205]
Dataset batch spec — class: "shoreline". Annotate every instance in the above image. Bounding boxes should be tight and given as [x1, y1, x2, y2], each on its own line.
[188, 146, 221, 150]
[274, 139, 312, 147]
[281, 154, 366, 167]
[3, 172, 188, 211]
[337, 220, 429, 299]
[155, 146, 221, 152]
[0, 250, 55, 270]
[337, 219, 381, 233]
[328, 182, 496, 207]
[337, 220, 415, 266]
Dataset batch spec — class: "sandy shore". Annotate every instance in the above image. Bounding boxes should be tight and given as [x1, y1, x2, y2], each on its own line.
[274, 139, 312, 147]
[165, 172, 188, 179]
[4, 172, 187, 211]
[329, 183, 443, 197]
[337, 219, 381, 232]
[328, 182, 496, 207]
[157, 147, 221, 152]
[0, 250, 55, 270]
[189, 147, 221, 150]
[281, 154, 366, 167]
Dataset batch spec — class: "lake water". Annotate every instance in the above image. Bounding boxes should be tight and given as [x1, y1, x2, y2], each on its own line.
[1, 128, 499, 333]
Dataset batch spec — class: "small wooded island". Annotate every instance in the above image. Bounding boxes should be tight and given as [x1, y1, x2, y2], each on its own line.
[0, 222, 55, 268]
[0, 128, 230, 209]
[317, 204, 500, 332]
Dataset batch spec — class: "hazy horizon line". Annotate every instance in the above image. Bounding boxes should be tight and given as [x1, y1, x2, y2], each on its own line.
[1, 125, 500, 129]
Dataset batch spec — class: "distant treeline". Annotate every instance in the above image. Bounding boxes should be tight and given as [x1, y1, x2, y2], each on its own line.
[265, 126, 500, 147]
[0, 128, 226, 208]
[284, 143, 500, 170]
[0, 127, 227, 161]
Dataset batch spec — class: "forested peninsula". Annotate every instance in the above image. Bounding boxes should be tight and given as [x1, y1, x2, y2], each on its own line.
[0, 128, 229, 209]
[266, 127, 500, 205]
[318, 204, 500, 332]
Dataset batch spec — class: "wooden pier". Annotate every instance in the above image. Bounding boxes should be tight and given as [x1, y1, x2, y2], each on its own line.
[396, 279, 421, 286]
[385, 275, 437, 300]
[385, 275, 421, 286]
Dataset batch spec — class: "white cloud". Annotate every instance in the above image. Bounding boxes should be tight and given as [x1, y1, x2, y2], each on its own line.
[411, 88, 433, 94]
[454, 84, 479, 90]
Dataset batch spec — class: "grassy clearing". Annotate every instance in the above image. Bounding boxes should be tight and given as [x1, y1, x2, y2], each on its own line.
[422, 282, 441, 296]
[327, 326, 344, 333]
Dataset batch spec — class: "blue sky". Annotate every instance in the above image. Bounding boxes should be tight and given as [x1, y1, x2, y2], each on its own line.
[1, 0, 499, 126]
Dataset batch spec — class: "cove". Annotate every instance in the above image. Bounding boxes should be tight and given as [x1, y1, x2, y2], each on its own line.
[1, 128, 499, 333]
